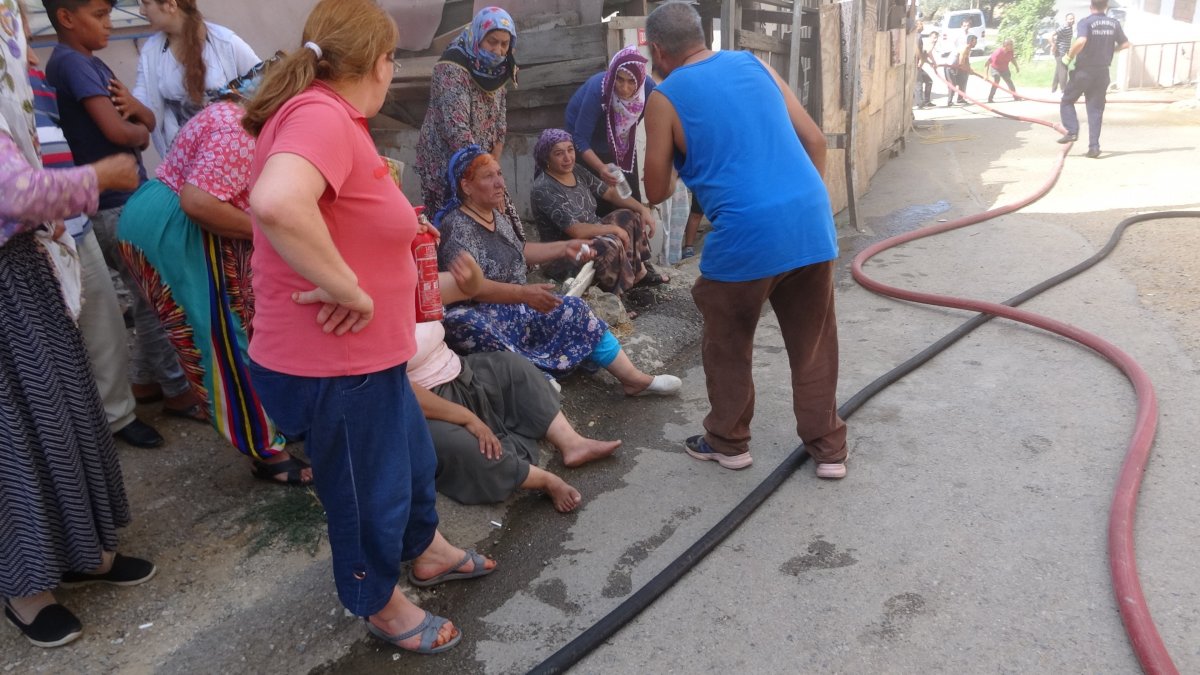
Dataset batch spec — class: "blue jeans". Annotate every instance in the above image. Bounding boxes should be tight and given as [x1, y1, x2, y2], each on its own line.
[1060, 66, 1110, 151]
[248, 360, 439, 617]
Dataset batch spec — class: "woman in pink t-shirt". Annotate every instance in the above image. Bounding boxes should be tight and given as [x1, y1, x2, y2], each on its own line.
[240, 0, 492, 656]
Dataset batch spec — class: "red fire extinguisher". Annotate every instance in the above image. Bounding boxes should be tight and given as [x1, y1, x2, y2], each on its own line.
[412, 206, 443, 322]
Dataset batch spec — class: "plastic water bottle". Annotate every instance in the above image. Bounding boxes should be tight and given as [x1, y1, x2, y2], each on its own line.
[607, 163, 633, 200]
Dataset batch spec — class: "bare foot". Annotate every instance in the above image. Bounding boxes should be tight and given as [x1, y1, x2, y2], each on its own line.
[543, 474, 583, 512]
[410, 532, 496, 582]
[560, 438, 622, 467]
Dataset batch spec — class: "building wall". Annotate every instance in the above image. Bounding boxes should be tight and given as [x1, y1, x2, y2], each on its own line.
[30, 0, 320, 169]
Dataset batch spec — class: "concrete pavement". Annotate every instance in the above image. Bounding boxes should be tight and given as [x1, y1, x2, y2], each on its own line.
[2, 89, 1197, 674]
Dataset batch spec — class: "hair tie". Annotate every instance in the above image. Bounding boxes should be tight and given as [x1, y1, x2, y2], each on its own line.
[303, 41, 323, 59]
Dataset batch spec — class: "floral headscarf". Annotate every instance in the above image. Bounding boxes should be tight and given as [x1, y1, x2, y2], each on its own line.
[441, 7, 518, 93]
[434, 144, 488, 227]
[1, 0, 42, 247]
[601, 46, 648, 173]
[532, 128, 572, 178]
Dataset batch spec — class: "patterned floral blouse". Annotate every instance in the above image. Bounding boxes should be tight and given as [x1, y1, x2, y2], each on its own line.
[436, 208, 527, 285]
[414, 62, 507, 215]
[155, 101, 253, 210]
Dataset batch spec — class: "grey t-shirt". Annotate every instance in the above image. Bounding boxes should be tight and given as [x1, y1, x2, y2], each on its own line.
[530, 166, 608, 243]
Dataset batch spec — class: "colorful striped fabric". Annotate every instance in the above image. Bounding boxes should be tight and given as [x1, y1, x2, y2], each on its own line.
[118, 180, 285, 460]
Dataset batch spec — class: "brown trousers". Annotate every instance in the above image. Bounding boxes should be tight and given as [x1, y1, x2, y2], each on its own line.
[691, 260, 847, 462]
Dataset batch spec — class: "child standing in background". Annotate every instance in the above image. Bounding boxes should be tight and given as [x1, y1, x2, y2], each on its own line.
[27, 14, 165, 449]
[44, 0, 204, 423]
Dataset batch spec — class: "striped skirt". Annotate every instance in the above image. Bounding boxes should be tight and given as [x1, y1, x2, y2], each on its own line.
[0, 233, 131, 598]
[118, 180, 285, 460]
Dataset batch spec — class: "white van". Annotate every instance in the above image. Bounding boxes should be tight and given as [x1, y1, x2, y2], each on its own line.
[937, 9, 987, 58]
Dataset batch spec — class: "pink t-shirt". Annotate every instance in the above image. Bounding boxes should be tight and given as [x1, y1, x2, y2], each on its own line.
[248, 82, 418, 376]
[409, 322, 463, 389]
[157, 101, 253, 210]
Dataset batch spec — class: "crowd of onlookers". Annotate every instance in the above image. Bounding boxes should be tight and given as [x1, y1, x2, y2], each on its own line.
[3, 0, 849, 656]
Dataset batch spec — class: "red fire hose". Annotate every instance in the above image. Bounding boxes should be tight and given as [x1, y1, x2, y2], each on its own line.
[529, 68, 1192, 675]
[857, 66, 1185, 675]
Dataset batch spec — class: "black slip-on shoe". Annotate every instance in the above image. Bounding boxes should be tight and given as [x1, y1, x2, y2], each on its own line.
[4, 603, 82, 648]
[60, 554, 157, 588]
[113, 419, 164, 448]
[1056, 133, 1078, 144]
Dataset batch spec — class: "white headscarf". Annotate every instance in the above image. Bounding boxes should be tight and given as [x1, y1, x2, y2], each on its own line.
[0, 0, 39, 168]
[1, 1, 84, 318]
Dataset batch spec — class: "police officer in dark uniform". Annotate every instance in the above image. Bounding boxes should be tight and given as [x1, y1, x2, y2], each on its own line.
[1057, 0, 1131, 158]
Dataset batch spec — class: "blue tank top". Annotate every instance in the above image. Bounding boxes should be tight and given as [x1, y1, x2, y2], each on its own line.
[655, 51, 837, 282]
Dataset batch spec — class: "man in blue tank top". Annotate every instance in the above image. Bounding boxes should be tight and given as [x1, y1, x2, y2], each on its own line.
[642, 1, 849, 478]
[1057, 0, 1130, 157]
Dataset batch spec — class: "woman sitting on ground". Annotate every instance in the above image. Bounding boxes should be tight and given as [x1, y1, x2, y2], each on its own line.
[530, 128, 666, 297]
[413, 254, 621, 513]
[435, 145, 680, 396]
[118, 61, 312, 486]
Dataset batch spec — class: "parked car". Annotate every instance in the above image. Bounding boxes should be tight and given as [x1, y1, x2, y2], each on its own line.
[935, 9, 988, 59]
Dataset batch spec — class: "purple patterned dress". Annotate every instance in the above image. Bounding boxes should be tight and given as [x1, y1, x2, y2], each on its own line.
[414, 62, 508, 216]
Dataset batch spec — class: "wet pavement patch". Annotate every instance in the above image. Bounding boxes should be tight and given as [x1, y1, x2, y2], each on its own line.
[779, 536, 859, 576]
[602, 506, 701, 598]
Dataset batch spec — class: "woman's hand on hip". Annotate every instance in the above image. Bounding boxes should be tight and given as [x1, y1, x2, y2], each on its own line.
[465, 416, 503, 460]
[292, 286, 375, 335]
[524, 283, 563, 313]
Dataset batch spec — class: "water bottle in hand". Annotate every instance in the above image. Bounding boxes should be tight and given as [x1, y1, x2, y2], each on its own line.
[607, 163, 633, 200]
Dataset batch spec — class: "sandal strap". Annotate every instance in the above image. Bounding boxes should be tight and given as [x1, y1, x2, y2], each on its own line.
[449, 549, 476, 575]
[392, 610, 435, 643]
[251, 456, 311, 483]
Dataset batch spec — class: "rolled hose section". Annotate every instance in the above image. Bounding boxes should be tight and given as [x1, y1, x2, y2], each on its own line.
[528, 84, 1186, 675]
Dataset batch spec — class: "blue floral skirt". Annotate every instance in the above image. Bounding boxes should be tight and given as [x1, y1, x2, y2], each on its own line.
[442, 296, 608, 377]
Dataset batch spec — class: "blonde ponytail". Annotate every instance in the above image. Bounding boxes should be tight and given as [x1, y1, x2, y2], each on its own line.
[242, 49, 318, 136]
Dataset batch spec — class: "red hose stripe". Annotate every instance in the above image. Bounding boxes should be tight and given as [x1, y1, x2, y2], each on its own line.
[856, 88, 1179, 673]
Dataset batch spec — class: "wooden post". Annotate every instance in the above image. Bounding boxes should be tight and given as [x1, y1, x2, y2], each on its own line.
[788, 0, 803, 91]
[845, 0, 862, 231]
[721, 0, 738, 51]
